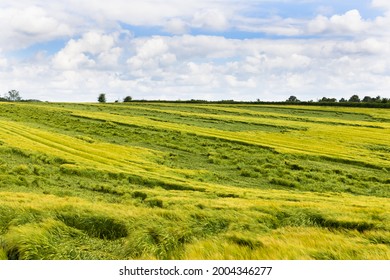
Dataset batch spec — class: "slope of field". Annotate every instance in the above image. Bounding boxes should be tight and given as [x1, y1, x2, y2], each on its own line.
[0, 102, 389, 260]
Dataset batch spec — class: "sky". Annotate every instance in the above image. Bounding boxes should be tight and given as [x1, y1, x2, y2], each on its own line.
[1, 0, 390, 102]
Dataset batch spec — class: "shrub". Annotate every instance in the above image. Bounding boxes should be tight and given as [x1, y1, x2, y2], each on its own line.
[123, 96, 132, 102]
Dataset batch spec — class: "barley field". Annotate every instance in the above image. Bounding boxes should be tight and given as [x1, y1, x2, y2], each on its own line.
[0, 102, 389, 260]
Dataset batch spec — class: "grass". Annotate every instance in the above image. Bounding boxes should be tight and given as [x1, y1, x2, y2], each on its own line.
[0, 101, 389, 260]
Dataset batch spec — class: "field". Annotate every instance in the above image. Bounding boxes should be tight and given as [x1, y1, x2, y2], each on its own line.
[0, 101, 389, 260]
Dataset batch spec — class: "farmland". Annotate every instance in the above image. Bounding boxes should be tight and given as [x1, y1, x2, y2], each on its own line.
[0, 102, 389, 260]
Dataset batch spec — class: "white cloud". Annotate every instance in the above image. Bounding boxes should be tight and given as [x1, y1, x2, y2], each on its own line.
[0, 58, 7, 69]
[132, 37, 169, 60]
[52, 44, 95, 70]
[1, 1, 390, 102]
[10, 7, 68, 36]
[0, 6, 72, 51]
[307, 15, 330, 34]
[178, 62, 218, 87]
[235, 16, 304, 36]
[164, 18, 189, 35]
[316, 5, 334, 16]
[308, 10, 369, 34]
[286, 73, 310, 89]
[330, 10, 367, 32]
[0, 50, 7, 69]
[2, 31, 390, 102]
[164, 9, 231, 34]
[225, 75, 256, 88]
[371, 0, 390, 11]
[170, 35, 238, 59]
[62, 0, 240, 33]
[127, 36, 177, 74]
[192, 9, 229, 31]
[52, 32, 123, 70]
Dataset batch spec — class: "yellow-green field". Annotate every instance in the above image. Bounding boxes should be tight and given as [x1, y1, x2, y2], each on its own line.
[0, 102, 389, 260]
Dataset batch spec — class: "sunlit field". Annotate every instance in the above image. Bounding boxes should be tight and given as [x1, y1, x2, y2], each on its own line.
[0, 102, 389, 260]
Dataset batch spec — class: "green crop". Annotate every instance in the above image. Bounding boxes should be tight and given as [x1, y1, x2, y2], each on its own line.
[0, 102, 389, 260]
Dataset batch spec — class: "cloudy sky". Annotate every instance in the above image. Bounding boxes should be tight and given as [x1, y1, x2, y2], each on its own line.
[1, 0, 390, 102]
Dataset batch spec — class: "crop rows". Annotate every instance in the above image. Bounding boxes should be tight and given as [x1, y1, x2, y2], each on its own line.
[70, 106, 390, 168]
[0, 102, 389, 260]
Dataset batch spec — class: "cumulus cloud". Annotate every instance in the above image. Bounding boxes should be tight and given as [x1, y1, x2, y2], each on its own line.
[0, 6, 72, 50]
[64, 0, 239, 33]
[1, 0, 390, 102]
[164, 18, 189, 35]
[308, 10, 369, 34]
[52, 32, 124, 70]
[192, 9, 229, 31]
[3, 31, 390, 101]
[126, 36, 177, 77]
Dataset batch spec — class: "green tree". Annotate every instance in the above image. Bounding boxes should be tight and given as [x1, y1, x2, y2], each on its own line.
[374, 96, 382, 103]
[348, 94, 360, 103]
[319, 97, 337, 103]
[362, 96, 373, 103]
[286, 95, 299, 103]
[123, 96, 132, 102]
[98, 93, 106, 103]
[5, 90, 21, 101]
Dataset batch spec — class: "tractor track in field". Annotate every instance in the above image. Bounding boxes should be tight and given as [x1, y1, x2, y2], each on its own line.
[1, 102, 389, 170]
[70, 111, 390, 169]
[0, 120, 206, 190]
[0, 120, 136, 171]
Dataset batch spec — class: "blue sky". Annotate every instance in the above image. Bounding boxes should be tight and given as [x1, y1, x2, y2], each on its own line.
[1, 0, 390, 102]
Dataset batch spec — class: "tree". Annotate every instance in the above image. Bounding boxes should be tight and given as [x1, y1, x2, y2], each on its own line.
[98, 93, 106, 103]
[123, 96, 132, 102]
[319, 97, 337, 103]
[5, 90, 21, 101]
[339, 98, 347, 102]
[286, 95, 300, 103]
[348, 94, 360, 103]
[362, 96, 373, 103]
[374, 96, 382, 103]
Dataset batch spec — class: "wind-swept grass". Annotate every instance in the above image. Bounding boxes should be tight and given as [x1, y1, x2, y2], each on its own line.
[70, 107, 390, 168]
[0, 102, 389, 260]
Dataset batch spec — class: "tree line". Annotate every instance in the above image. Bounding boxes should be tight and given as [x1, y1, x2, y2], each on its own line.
[286, 94, 389, 104]
[1, 90, 389, 108]
[284, 94, 390, 108]
[114, 94, 390, 108]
